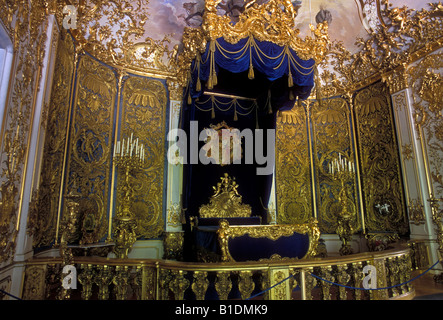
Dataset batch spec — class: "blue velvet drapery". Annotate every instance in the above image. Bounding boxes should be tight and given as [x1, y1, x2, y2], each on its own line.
[186, 37, 316, 103]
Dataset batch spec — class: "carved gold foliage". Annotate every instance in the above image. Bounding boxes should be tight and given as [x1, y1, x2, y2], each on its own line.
[409, 52, 443, 198]
[311, 97, 359, 233]
[28, 31, 75, 248]
[317, 1, 443, 98]
[201, 0, 330, 62]
[275, 104, 312, 224]
[354, 82, 408, 233]
[52, 0, 178, 76]
[120, 76, 167, 239]
[0, 0, 48, 262]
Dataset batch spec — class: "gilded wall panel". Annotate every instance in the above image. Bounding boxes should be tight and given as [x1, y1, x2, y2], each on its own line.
[353, 82, 407, 233]
[119, 76, 167, 239]
[64, 54, 117, 244]
[29, 32, 75, 248]
[311, 97, 359, 233]
[275, 104, 312, 224]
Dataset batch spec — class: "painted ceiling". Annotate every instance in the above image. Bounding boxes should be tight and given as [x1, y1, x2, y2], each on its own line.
[140, 0, 431, 53]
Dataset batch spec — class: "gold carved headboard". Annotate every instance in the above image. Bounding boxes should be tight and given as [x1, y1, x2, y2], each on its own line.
[199, 173, 251, 218]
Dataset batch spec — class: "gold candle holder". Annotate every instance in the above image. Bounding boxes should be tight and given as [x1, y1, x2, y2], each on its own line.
[330, 153, 356, 256]
[112, 134, 145, 259]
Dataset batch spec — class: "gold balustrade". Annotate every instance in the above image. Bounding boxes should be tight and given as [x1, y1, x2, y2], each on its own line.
[20, 243, 419, 300]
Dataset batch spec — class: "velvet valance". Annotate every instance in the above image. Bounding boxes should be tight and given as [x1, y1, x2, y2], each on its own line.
[185, 36, 316, 103]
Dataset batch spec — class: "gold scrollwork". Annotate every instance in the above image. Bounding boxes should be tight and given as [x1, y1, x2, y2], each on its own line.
[217, 219, 320, 262]
[0, 0, 49, 262]
[276, 104, 312, 224]
[28, 31, 75, 248]
[311, 97, 359, 234]
[120, 76, 167, 239]
[354, 82, 408, 234]
[64, 54, 117, 244]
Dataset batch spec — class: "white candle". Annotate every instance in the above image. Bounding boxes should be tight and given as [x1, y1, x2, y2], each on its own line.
[136, 138, 138, 155]
[113, 143, 116, 157]
[121, 139, 124, 156]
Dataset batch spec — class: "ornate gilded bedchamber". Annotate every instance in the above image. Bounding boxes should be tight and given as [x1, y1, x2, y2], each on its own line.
[13, 0, 443, 302]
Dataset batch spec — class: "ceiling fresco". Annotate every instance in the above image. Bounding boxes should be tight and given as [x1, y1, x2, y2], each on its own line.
[141, 0, 432, 53]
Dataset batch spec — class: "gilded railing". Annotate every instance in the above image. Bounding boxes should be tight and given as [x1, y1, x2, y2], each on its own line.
[21, 243, 415, 300]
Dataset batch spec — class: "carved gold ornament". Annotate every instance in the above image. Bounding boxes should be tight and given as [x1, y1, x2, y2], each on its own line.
[177, 0, 330, 88]
[199, 173, 251, 218]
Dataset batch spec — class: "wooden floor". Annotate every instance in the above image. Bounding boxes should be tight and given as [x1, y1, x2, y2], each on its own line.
[411, 270, 443, 299]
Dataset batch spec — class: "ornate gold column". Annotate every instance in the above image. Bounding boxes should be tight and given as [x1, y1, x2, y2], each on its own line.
[383, 65, 439, 270]
[164, 78, 185, 260]
[405, 51, 443, 276]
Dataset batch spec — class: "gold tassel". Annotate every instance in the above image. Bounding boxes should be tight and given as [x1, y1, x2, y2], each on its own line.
[288, 72, 293, 88]
[188, 93, 192, 105]
[211, 106, 215, 119]
[289, 90, 294, 100]
[234, 109, 238, 121]
[248, 63, 254, 80]
[196, 78, 201, 92]
[212, 71, 217, 87]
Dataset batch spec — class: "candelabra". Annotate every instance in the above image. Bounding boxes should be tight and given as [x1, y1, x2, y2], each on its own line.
[112, 134, 145, 259]
[329, 153, 356, 256]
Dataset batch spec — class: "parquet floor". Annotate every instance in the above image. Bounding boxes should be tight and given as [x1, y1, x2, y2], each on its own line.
[411, 270, 443, 299]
